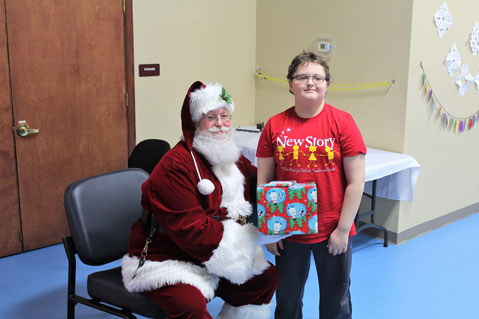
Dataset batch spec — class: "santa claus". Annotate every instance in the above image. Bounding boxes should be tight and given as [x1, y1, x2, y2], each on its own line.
[121, 81, 278, 318]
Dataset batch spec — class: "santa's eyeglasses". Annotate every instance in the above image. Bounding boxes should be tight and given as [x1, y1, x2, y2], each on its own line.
[202, 114, 232, 123]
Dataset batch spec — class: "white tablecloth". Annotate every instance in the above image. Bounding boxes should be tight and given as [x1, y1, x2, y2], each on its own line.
[234, 128, 421, 203]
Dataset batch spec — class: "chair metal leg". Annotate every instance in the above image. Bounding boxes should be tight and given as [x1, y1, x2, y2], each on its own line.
[62, 237, 78, 319]
[72, 295, 138, 319]
[62, 236, 140, 319]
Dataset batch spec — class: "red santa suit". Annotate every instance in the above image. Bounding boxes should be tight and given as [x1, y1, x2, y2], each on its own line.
[121, 81, 278, 319]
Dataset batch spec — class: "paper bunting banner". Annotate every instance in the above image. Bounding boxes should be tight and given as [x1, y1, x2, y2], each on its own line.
[420, 62, 479, 133]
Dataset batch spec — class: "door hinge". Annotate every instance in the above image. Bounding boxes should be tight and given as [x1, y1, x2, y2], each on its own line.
[125, 92, 129, 108]
[123, 0, 126, 13]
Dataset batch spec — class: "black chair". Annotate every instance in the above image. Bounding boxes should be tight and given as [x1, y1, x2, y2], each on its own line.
[128, 139, 171, 174]
[62, 168, 166, 319]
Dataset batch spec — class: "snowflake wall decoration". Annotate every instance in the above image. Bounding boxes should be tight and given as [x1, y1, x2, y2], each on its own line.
[455, 64, 474, 96]
[424, 2, 479, 132]
[434, 2, 453, 38]
[436, 3, 479, 95]
[445, 43, 461, 77]
[470, 22, 479, 56]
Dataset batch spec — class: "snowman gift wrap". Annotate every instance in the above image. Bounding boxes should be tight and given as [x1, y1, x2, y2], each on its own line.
[256, 181, 318, 235]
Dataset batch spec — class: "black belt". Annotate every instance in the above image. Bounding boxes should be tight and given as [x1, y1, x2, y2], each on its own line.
[140, 209, 224, 236]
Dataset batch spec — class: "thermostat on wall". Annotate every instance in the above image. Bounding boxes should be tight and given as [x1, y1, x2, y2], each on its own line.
[313, 37, 335, 59]
[317, 41, 332, 52]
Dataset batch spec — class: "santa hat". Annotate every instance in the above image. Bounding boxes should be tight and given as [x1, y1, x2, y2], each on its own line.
[180, 81, 235, 196]
[189, 82, 235, 123]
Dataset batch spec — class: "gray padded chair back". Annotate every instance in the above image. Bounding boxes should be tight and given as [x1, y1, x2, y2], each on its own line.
[63, 168, 166, 319]
[64, 168, 149, 265]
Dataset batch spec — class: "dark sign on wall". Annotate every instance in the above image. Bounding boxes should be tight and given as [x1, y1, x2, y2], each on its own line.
[139, 64, 160, 77]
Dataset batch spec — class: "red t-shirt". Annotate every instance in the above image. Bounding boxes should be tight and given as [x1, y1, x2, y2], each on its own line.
[256, 104, 366, 243]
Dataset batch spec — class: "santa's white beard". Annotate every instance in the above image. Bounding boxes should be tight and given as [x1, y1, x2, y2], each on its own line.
[192, 127, 241, 166]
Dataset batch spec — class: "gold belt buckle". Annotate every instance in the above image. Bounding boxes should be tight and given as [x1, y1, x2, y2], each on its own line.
[237, 215, 247, 225]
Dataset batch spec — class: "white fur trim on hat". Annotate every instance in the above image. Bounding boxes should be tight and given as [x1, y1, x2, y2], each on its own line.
[189, 83, 235, 122]
[197, 178, 215, 195]
[190, 151, 215, 195]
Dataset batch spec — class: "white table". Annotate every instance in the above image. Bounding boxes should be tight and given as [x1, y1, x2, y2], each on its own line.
[234, 128, 420, 202]
[234, 128, 421, 246]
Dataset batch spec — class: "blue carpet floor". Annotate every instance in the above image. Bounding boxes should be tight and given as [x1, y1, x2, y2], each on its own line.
[1, 213, 478, 319]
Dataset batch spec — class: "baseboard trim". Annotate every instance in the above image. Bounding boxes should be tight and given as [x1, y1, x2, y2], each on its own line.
[358, 202, 479, 244]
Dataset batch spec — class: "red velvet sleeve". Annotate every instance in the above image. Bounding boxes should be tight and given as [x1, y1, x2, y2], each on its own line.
[141, 146, 226, 262]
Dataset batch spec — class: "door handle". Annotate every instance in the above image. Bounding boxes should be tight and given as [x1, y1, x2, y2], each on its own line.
[17, 123, 40, 137]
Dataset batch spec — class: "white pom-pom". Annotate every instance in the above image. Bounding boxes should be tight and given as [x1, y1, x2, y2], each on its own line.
[197, 179, 215, 195]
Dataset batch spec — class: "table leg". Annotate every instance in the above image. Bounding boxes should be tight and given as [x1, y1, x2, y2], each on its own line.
[355, 180, 389, 247]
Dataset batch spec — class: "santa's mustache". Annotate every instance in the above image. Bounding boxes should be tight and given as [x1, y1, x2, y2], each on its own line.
[208, 126, 231, 133]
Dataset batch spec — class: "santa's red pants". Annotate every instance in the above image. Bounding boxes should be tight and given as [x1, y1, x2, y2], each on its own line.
[144, 262, 278, 319]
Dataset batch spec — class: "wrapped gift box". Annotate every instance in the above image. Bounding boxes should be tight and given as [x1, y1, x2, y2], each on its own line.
[256, 181, 318, 235]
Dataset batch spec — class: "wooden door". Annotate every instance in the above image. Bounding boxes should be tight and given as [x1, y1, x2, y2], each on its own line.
[0, 0, 22, 257]
[1, 0, 132, 254]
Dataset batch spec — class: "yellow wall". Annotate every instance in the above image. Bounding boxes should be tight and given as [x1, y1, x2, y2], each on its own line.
[256, 0, 412, 152]
[132, 0, 257, 146]
[133, 0, 479, 242]
[256, 0, 413, 236]
[399, 0, 479, 234]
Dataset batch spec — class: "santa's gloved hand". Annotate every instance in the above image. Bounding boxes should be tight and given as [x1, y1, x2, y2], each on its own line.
[203, 219, 268, 284]
[222, 200, 252, 224]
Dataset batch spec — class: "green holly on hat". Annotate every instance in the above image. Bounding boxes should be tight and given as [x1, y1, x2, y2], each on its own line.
[221, 87, 232, 105]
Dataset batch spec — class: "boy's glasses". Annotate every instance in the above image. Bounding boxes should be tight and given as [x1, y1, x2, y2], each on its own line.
[292, 74, 326, 83]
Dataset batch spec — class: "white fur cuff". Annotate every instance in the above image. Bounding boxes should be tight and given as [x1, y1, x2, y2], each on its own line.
[223, 200, 252, 221]
[217, 302, 272, 319]
[203, 220, 267, 285]
[121, 255, 219, 301]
